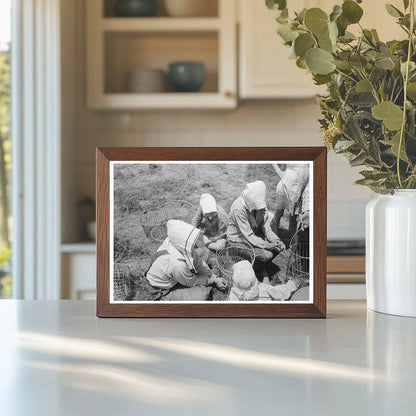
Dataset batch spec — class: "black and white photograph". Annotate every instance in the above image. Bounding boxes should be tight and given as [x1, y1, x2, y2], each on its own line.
[110, 161, 313, 303]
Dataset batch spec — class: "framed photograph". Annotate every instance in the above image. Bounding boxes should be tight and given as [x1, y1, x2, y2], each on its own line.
[97, 147, 327, 318]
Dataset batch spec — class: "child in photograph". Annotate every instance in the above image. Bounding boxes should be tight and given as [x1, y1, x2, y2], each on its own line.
[229, 260, 299, 302]
[191, 193, 229, 252]
[228, 260, 259, 301]
[145, 220, 227, 301]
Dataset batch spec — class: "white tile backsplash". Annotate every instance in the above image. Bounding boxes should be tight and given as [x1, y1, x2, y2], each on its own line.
[73, 101, 371, 242]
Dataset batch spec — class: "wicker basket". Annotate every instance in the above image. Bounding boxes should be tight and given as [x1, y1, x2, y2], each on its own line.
[216, 242, 255, 280]
[163, 200, 194, 222]
[286, 228, 309, 281]
[140, 200, 194, 242]
[113, 263, 133, 301]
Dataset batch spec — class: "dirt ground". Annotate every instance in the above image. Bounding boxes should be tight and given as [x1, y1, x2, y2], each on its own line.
[113, 163, 305, 301]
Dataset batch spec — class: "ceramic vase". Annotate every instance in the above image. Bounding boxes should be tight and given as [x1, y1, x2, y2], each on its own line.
[366, 190, 416, 317]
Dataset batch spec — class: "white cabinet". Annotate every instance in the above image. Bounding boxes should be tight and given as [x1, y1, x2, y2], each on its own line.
[61, 244, 96, 300]
[239, 0, 322, 99]
[238, 0, 403, 99]
[86, 0, 237, 109]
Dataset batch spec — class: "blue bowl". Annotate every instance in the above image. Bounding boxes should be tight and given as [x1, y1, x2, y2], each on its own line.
[114, 0, 158, 17]
[169, 62, 205, 93]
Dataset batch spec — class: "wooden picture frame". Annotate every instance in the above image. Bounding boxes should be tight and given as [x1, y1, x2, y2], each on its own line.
[96, 147, 327, 318]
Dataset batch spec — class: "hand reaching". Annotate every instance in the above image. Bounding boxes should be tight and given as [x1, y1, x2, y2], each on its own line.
[209, 275, 228, 290]
[268, 239, 285, 252]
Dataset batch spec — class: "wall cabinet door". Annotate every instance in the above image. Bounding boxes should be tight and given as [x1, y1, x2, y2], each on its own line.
[238, 0, 403, 99]
[239, 0, 321, 99]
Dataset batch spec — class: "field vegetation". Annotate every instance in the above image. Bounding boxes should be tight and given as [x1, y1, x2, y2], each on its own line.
[113, 163, 295, 300]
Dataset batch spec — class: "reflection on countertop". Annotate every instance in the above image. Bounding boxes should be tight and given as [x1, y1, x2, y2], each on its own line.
[0, 300, 415, 415]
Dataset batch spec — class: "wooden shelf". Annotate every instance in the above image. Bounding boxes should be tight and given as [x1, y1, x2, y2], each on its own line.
[101, 17, 221, 32]
[89, 92, 235, 110]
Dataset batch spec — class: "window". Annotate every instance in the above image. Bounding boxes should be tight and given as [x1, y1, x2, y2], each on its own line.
[0, 0, 11, 298]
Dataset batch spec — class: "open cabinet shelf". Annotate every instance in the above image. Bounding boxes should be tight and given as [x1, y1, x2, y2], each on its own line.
[101, 17, 221, 32]
[86, 0, 237, 109]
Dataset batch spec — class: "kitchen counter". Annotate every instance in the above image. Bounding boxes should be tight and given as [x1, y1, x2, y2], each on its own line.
[0, 300, 415, 415]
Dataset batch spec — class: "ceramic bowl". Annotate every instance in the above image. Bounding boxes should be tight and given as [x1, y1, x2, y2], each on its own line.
[127, 68, 167, 93]
[168, 62, 205, 93]
[114, 0, 158, 17]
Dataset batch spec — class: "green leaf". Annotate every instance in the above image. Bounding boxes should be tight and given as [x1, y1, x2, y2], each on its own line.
[372, 101, 404, 130]
[296, 57, 307, 69]
[328, 21, 338, 45]
[385, 4, 403, 18]
[336, 15, 348, 36]
[350, 53, 368, 69]
[369, 136, 381, 162]
[295, 8, 307, 22]
[360, 170, 391, 180]
[382, 132, 409, 162]
[407, 82, 416, 99]
[330, 5, 343, 22]
[401, 61, 416, 76]
[362, 29, 375, 44]
[371, 29, 380, 42]
[266, 0, 287, 11]
[356, 79, 372, 92]
[340, 31, 356, 42]
[355, 178, 377, 185]
[304, 8, 329, 35]
[333, 59, 353, 70]
[342, 0, 363, 24]
[349, 92, 377, 107]
[277, 23, 299, 42]
[350, 152, 368, 167]
[306, 48, 335, 75]
[318, 31, 333, 52]
[313, 74, 332, 85]
[334, 139, 355, 152]
[294, 33, 315, 57]
[375, 56, 395, 70]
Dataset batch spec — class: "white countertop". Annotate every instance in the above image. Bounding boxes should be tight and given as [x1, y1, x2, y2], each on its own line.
[0, 300, 415, 416]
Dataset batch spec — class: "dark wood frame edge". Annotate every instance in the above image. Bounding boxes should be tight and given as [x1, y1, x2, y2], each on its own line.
[96, 147, 327, 318]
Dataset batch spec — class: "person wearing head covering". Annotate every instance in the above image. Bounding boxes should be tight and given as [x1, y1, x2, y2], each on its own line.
[228, 260, 298, 302]
[271, 163, 309, 241]
[227, 181, 285, 280]
[191, 193, 229, 252]
[228, 260, 259, 301]
[146, 220, 227, 301]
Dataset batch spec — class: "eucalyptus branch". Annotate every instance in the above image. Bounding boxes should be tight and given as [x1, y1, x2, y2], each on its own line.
[397, 0, 415, 187]
[334, 68, 358, 83]
[358, 69, 381, 104]
[267, 0, 416, 192]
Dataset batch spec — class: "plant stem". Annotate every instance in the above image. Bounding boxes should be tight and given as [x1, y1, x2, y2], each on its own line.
[334, 68, 357, 83]
[358, 69, 380, 104]
[397, 0, 415, 188]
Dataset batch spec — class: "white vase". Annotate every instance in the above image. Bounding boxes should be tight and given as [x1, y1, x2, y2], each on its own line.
[366, 190, 416, 317]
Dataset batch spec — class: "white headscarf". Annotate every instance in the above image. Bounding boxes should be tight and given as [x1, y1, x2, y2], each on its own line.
[242, 181, 267, 211]
[200, 193, 217, 215]
[164, 219, 201, 272]
[228, 260, 259, 301]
